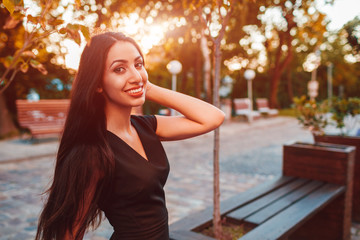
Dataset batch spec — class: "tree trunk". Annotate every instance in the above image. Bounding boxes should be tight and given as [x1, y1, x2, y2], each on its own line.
[269, 32, 293, 108]
[268, 8, 296, 108]
[269, 68, 282, 108]
[200, 30, 212, 102]
[212, 39, 223, 239]
[0, 93, 18, 138]
[286, 69, 294, 105]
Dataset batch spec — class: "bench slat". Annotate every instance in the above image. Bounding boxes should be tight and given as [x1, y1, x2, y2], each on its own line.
[245, 180, 324, 225]
[227, 178, 309, 221]
[170, 176, 295, 232]
[238, 183, 345, 240]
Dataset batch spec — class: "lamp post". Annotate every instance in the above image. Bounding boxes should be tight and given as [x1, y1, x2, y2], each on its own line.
[244, 69, 256, 122]
[166, 60, 182, 116]
[305, 49, 321, 100]
[327, 62, 333, 103]
[307, 80, 319, 101]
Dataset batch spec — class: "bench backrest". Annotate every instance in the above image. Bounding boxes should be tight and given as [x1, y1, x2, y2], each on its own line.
[16, 99, 70, 136]
[233, 98, 250, 110]
[256, 98, 269, 109]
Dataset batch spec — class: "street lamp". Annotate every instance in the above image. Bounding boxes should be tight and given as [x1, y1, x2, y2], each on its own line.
[166, 60, 182, 116]
[244, 69, 256, 122]
[304, 49, 321, 100]
[327, 62, 333, 103]
[308, 80, 319, 101]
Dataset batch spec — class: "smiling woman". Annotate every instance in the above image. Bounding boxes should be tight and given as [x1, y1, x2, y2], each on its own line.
[35, 32, 224, 240]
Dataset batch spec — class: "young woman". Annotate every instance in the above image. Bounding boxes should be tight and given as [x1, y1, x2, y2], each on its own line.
[35, 32, 224, 240]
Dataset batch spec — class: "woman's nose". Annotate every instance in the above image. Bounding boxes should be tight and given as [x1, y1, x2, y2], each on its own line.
[129, 67, 142, 83]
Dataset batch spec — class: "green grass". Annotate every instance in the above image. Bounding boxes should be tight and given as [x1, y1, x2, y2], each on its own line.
[278, 108, 296, 117]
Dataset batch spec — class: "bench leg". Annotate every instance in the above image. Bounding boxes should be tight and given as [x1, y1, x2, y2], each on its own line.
[288, 194, 350, 240]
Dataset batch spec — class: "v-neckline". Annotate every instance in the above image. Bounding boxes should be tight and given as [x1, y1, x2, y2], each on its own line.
[107, 118, 150, 163]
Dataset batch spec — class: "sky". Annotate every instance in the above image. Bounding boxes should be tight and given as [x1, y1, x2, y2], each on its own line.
[318, 0, 360, 31]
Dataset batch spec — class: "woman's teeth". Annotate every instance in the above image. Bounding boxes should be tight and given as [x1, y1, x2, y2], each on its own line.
[127, 87, 142, 94]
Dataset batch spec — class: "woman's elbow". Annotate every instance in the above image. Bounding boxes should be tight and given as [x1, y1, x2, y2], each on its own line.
[218, 110, 226, 126]
[210, 109, 226, 129]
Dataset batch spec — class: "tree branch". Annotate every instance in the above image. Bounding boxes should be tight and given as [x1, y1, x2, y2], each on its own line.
[0, 68, 20, 94]
[216, 0, 234, 41]
[198, 7, 215, 43]
[0, 39, 30, 87]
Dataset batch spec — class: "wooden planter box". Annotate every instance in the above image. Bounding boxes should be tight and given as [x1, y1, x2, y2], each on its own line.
[283, 142, 355, 240]
[170, 143, 355, 240]
[314, 135, 360, 222]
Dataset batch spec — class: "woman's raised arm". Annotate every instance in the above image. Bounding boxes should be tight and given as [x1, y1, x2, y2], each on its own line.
[146, 82, 225, 141]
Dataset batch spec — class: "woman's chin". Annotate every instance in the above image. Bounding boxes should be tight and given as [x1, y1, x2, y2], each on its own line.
[131, 97, 146, 107]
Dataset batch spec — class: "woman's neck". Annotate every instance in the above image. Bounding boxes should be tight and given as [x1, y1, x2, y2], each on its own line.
[105, 104, 133, 135]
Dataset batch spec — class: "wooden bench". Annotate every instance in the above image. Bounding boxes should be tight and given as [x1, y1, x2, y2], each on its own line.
[16, 99, 70, 138]
[170, 142, 355, 240]
[233, 98, 260, 121]
[255, 98, 279, 117]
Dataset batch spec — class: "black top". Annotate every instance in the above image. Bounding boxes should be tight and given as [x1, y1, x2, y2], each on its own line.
[101, 115, 170, 240]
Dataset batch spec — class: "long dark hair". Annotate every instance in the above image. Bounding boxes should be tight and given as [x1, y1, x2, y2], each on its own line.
[35, 32, 144, 240]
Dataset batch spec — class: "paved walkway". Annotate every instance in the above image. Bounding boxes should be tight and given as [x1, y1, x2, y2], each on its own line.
[0, 116, 359, 239]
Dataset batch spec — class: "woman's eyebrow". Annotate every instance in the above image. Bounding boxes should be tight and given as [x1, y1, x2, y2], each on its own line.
[109, 56, 143, 69]
[109, 59, 127, 69]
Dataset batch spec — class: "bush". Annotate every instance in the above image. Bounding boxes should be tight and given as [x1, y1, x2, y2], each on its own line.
[293, 96, 360, 136]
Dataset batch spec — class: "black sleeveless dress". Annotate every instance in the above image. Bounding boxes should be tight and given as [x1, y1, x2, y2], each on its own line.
[101, 115, 170, 240]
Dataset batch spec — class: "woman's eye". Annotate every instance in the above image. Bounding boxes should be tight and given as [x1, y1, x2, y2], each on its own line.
[114, 67, 125, 73]
[135, 62, 143, 68]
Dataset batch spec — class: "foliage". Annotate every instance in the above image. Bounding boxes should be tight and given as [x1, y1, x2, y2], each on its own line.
[293, 96, 360, 136]
[344, 17, 360, 55]
[260, 0, 328, 108]
[0, 0, 89, 94]
[329, 97, 360, 135]
[293, 95, 328, 135]
[317, 26, 360, 99]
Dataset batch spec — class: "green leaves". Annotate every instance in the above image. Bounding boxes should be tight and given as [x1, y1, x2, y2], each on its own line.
[20, 62, 29, 73]
[30, 59, 48, 75]
[0, 52, 47, 75]
[293, 96, 360, 136]
[3, 0, 15, 14]
[58, 23, 90, 45]
[79, 25, 90, 41]
[329, 97, 360, 134]
[0, 32, 8, 50]
[3, 0, 24, 15]
[0, 56, 14, 69]
[1, 0, 90, 94]
[293, 95, 328, 135]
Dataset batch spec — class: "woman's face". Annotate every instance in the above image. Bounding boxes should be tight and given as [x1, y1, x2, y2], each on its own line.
[102, 41, 148, 110]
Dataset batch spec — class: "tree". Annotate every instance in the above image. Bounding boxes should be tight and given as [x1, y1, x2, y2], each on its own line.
[259, 0, 328, 108]
[317, 26, 360, 99]
[344, 17, 360, 55]
[0, 0, 89, 137]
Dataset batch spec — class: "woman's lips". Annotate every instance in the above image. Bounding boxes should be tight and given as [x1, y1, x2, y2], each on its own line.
[125, 86, 144, 97]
